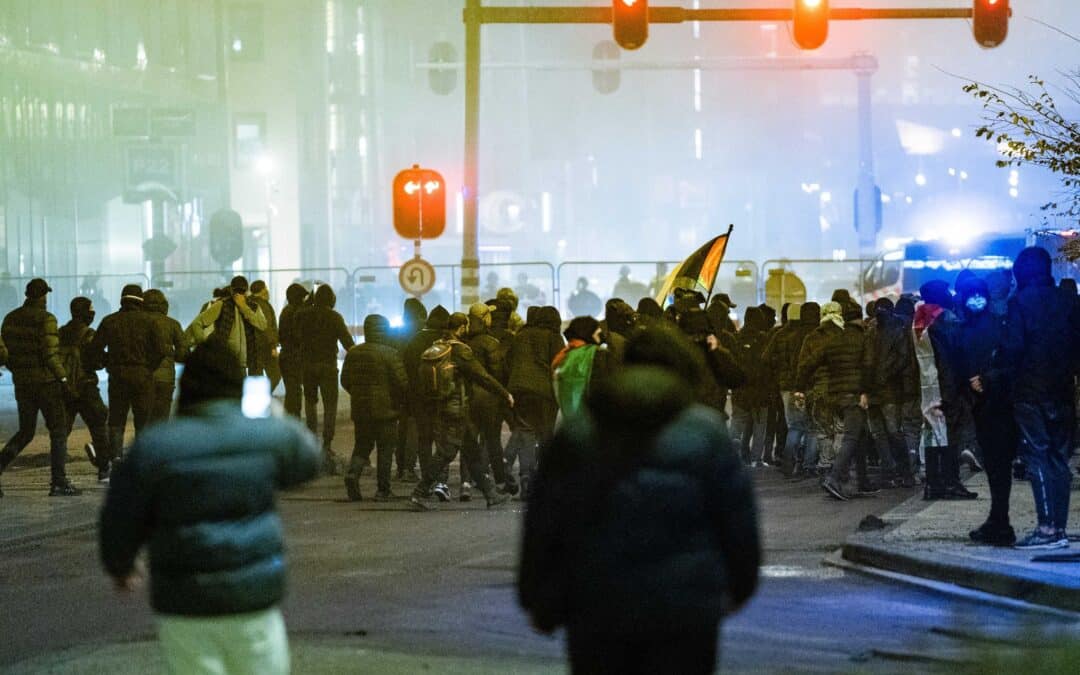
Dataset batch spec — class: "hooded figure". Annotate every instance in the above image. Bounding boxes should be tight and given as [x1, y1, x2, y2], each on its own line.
[142, 289, 189, 423]
[398, 298, 429, 350]
[497, 287, 524, 334]
[1001, 247, 1080, 549]
[186, 277, 268, 372]
[297, 284, 354, 472]
[340, 314, 408, 501]
[729, 307, 772, 465]
[678, 308, 745, 415]
[278, 283, 311, 418]
[519, 323, 760, 672]
[552, 316, 604, 422]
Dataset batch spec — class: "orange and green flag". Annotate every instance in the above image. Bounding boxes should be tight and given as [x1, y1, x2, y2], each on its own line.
[655, 225, 734, 307]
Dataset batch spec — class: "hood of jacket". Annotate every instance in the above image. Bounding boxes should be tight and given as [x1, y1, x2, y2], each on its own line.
[536, 306, 562, 332]
[286, 283, 309, 306]
[587, 366, 695, 443]
[314, 284, 336, 308]
[801, 302, 821, 326]
[403, 298, 428, 329]
[426, 305, 450, 330]
[742, 306, 766, 333]
[142, 289, 169, 315]
[1014, 246, 1054, 290]
[363, 314, 392, 345]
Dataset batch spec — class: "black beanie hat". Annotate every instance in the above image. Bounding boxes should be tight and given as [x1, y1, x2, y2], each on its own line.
[919, 280, 953, 309]
[178, 341, 245, 413]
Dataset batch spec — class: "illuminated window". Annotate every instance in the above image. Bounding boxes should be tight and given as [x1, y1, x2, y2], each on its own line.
[233, 114, 266, 169]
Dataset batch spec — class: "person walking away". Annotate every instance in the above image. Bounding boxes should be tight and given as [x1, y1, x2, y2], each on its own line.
[410, 313, 514, 509]
[519, 323, 760, 674]
[890, 298, 925, 477]
[249, 280, 281, 390]
[341, 314, 407, 501]
[677, 308, 746, 419]
[466, 302, 514, 496]
[766, 302, 819, 477]
[298, 284, 354, 474]
[277, 283, 310, 419]
[0, 279, 79, 496]
[913, 281, 978, 502]
[797, 301, 876, 500]
[142, 289, 189, 423]
[99, 341, 319, 675]
[1002, 247, 1080, 550]
[403, 306, 451, 492]
[59, 297, 113, 483]
[186, 276, 268, 373]
[957, 278, 1018, 546]
[505, 306, 564, 498]
[392, 298, 428, 481]
[89, 284, 167, 460]
[552, 316, 607, 424]
[864, 298, 917, 488]
[730, 306, 771, 466]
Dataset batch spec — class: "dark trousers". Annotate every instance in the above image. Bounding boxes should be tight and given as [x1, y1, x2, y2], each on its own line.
[974, 401, 1018, 527]
[730, 404, 768, 464]
[108, 367, 153, 457]
[303, 363, 339, 447]
[348, 417, 397, 494]
[64, 382, 112, 464]
[866, 403, 914, 478]
[417, 411, 490, 496]
[149, 381, 175, 424]
[830, 404, 869, 485]
[395, 413, 419, 475]
[415, 414, 439, 484]
[504, 394, 557, 482]
[567, 626, 719, 675]
[1015, 400, 1073, 530]
[281, 369, 303, 419]
[0, 381, 70, 484]
[471, 397, 507, 485]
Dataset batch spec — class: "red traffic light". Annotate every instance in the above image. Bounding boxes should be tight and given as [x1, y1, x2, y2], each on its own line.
[973, 0, 1009, 48]
[612, 0, 648, 51]
[393, 165, 446, 239]
[793, 0, 828, 50]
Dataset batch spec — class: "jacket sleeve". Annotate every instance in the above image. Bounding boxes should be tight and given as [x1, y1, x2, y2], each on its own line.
[389, 353, 408, 409]
[706, 430, 761, 610]
[340, 348, 358, 391]
[458, 345, 510, 400]
[275, 424, 321, 489]
[264, 303, 279, 347]
[185, 302, 222, 346]
[99, 451, 151, 578]
[795, 334, 824, 393]
[859, 330, 876, 395]
[708, 346, 747, 390]
[240, 302, 268, 332]
[42, 314, 66, 381]
[173, 323, 191, 364]
[337, 317, 354, 354]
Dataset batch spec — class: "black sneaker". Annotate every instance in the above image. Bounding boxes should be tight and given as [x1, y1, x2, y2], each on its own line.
[373, 490, 394, 502]
[970, 522, 1016, 547]
[97, 462, 111, 484]
[433, 483, 451, 502]
[344, 476, 362, 502]
[323, 453, 341, 476]
[821, 476, 849, 501]
[486, 492, 510, 509]
[1014, 529, 1069, 550]
[459, 482, 473, 502]
[49, 481, 82, 497]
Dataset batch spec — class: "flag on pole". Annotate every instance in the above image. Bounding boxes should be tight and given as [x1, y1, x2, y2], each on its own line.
[655, 225, 734, 306]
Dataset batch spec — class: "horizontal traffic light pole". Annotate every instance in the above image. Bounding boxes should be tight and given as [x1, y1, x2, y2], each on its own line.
[466, 6, 985, 25]
[417, 54, 879, 73]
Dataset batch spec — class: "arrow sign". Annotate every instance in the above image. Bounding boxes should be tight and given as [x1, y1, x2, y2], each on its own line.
[399, 257, 437, 296]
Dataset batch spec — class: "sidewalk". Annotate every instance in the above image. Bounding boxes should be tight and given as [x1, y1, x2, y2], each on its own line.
[841, 471, 1080, 613]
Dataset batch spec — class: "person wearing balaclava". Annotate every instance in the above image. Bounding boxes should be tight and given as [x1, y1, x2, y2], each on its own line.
[90, 284, 168, 462]
[912, 280, 978, 502]
[956, 277, 1018, 546]
[1002, 247, 1080, 550]
[59, 296, 114, 484]
[797, 301, 876, 500]
[278, 283, 311, 419]
[730, 307, 771, 466]
[142, 289, 190, 424]
[862, 298, 917, 490]
[404, 305, 451, 492]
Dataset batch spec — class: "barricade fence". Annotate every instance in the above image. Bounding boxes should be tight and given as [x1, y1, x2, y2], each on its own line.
[759, 259, 874, 312]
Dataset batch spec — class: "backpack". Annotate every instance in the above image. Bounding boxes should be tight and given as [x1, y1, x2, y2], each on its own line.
[419, 339, 461, 401]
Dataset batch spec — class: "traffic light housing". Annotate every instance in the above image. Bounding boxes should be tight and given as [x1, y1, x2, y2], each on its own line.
[393, 165, 446, 239]
[973, 0, 1009, 48]
[793, 0, 829, 50]
[612, 0, 648, 51]
[208, 209, 244, 267]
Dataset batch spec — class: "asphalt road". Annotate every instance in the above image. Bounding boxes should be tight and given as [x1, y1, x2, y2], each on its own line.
[0, 463, 1072, 673]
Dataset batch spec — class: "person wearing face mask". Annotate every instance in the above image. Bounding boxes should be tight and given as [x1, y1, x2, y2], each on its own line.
[59, 297, 114, 483]
[958, 277, 1018, 546]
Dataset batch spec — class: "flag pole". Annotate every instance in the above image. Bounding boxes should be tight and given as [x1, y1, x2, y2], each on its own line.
[705, 224, 735, 305]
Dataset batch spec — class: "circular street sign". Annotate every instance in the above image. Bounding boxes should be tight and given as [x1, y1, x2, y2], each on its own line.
[399, 257, 436, 296]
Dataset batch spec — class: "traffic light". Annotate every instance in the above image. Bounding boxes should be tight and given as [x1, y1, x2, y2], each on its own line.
[208, 209, 244, 267]
[612, 0, 648, 51]
[393, 165, 446, 239]
[973, 0, 1009, 48]
[428, 41, 457, 95]
[793, 0, 828, 50]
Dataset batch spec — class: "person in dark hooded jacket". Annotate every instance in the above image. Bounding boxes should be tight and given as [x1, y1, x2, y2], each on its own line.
[298, 284, 354, 473]
[519, 323, 760, 674]
[466, 302, 513, 493]
[1002, 247, 1080, 549]
[730, 306, 772, 465]
[766, 302, 820, 476]
[404, 306, 451, 490]
[142, 289, 189, 423]
[677, 308, 745, 416]
[277, 283, 310, 418]
[59, 297, 113, 483]
[862, 298, 916, 488]
[341, 314, 407, 501]
[505, 306, 565, 496]
[601, 298, 634, 367]
[392, 298, 428, 482]
[89, 284, 168, 458]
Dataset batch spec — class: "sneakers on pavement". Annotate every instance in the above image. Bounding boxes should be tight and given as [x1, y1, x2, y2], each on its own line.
[1014, 529, 1069, 551]
[969, 522, 1016, 547]
[821, 476, 849, 501]
[97, 462, 111, 484]
[433, 483, 451, 502]
[459, 482, 473, 502]
[344, 476, 362, 502]
[49, 481, 82, 497]
[960, 449, 983, 473]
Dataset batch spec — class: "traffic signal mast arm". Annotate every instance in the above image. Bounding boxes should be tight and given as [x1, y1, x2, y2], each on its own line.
[466, 6, 992, 24]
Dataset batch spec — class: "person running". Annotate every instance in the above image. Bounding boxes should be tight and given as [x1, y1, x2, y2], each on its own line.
[298, 284, 354, 474]
[59, 297, 113, 483]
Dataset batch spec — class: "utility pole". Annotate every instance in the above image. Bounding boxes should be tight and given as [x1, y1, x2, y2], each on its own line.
[462, 0, 483, 306]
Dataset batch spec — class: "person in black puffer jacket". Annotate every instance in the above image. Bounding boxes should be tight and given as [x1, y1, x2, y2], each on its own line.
[466, 302, 513, 492]
[277, 283, 310, 419]
[60, 296, 114, 483]
[0, 279, 76, 496]
[404, 305, 450, 489]
[730, 306, 772, 465]
[677, 308, 746, 416]
[341, 314, 407, 501]
[142, 289, 190, 424]
[519, 323, 760, 675]
[298, 284, 354, 472]
[863, 299, 916, 488]
[1003, 247, 1080, 549]
[505, 305, 564, 495]
[99, 341, 318, 674]
[766, 302, 820, 476]
[392, 297, 428, 482]
[89, 284, 168, 458]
